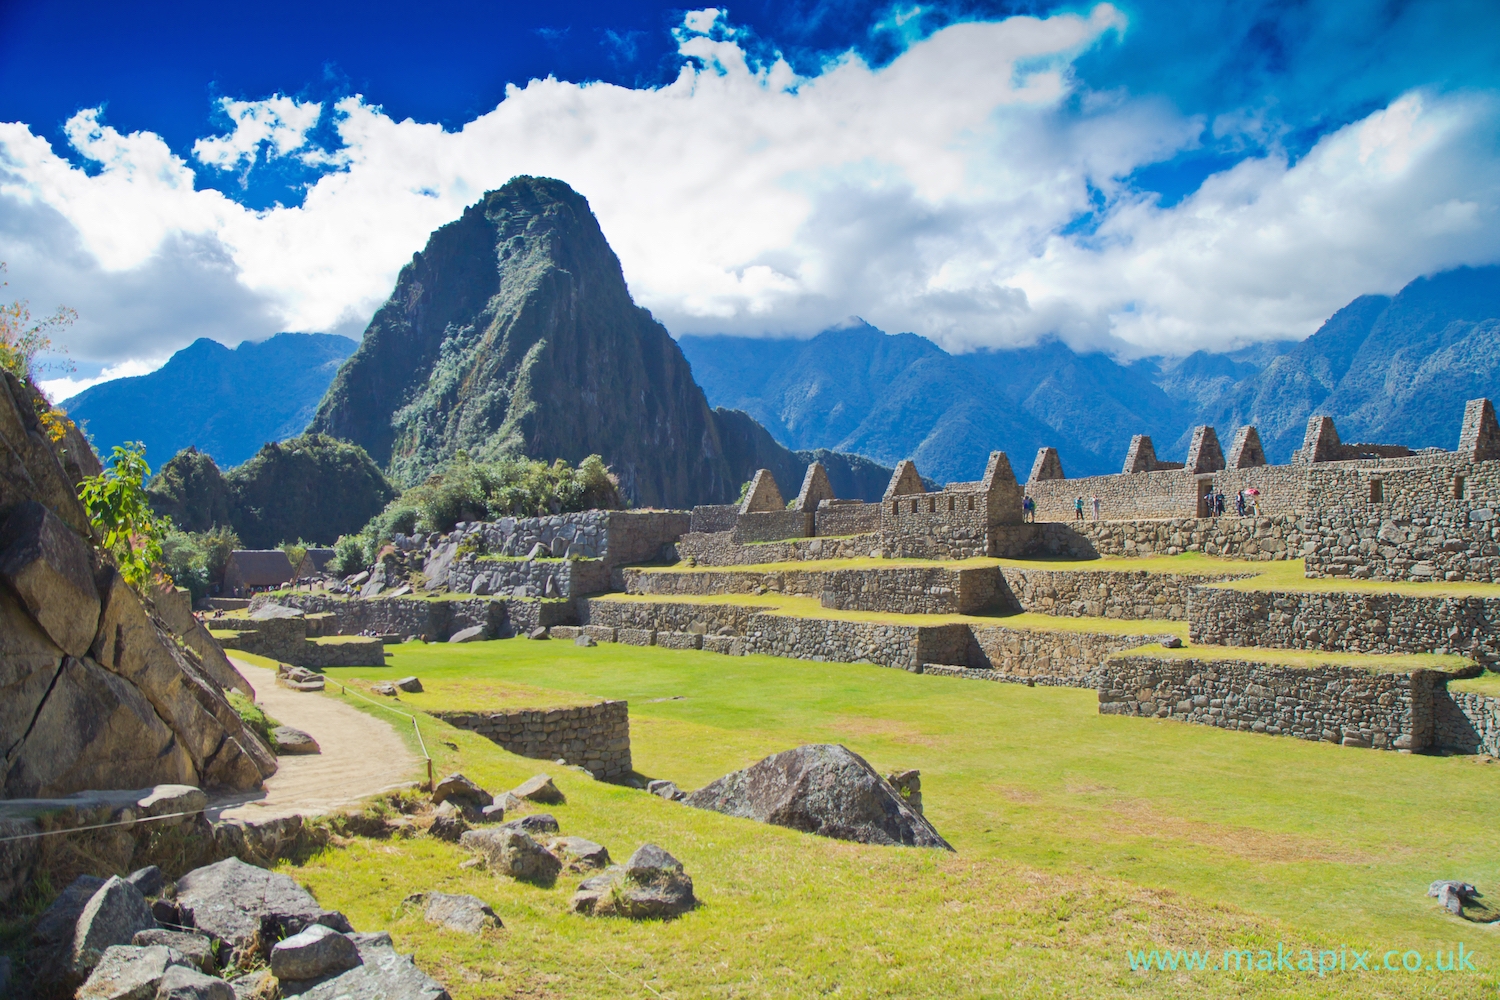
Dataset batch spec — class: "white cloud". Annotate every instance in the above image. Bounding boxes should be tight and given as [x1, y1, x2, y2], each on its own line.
[41, 356, 167, 404]
[1, 3, 1498, 375]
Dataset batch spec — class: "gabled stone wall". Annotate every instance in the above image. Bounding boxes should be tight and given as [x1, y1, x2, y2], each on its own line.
[432, 701, 631, 779]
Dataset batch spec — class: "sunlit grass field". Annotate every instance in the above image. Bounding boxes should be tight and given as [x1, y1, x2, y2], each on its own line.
[273, 639, 1500, 998]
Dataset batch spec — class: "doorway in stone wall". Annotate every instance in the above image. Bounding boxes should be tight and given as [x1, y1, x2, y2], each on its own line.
[1196, 478, 1214, 518]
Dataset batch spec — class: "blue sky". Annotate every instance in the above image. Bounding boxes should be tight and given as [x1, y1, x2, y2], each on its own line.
[2, 0, 1498, 395]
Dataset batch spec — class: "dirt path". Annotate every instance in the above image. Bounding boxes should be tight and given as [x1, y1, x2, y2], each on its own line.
[210, 661, 421, 821]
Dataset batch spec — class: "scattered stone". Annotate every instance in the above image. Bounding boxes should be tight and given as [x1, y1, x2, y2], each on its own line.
[548, 836, 610, 870]
[458, 828, 561, 884]
[72, 876, 158, 977]
[491, 791, 524, 813]
[432, 773, 493, 809]
[371, 682, 398, 696]
[132, 929, 215, 973]
[173, 858, 340, 968]
[278, 930, 449, 1000]
[75, 945, 193, 1000]
[123, 866, 165, 897]
[500, 813, 559, 836]
[407, 892, 502, 934]
[396, 676, 423, 693]
[428, 802, 469, 842]
[646, 780, 684, 801]
[273, 726, 321, 755]
[270, 924, 361, 983]
[527, 627, 550, 640]
[885, 770, 923, 815]
[571, 844, 696, 920]
[458, 858, 482, 870]
[1161, 636, 1183, 649]
[526, 543, 547, 560]
[151, 899, 185, 927]
[249, 603, 303, 621]
[684, 744, 952, 850]
[510, 774, 564, 805]
[1430, 880, 1481, 916]
[478, 803, 506, 823]
[155, 965, 234, 1000]
[226, 970, 276, 1000]
[448, 625, 486, 643]
[574, 635, 596, 647]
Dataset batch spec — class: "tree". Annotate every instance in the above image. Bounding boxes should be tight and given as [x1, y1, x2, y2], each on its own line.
[80, 442, 172, 590]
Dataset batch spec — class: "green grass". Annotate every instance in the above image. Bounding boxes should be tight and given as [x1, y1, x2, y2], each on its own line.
[1448, 673, 1500, 695]
[1117, 642, 1476, 674]
[274, 640, 1500, 998]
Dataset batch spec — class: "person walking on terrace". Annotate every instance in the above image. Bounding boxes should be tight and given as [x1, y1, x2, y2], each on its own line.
[1023, 495, 1035, 522]
[1074, 496, 1085, 521]
[1235, 490, 1246, 517]
[1091, 495, 1101, 521]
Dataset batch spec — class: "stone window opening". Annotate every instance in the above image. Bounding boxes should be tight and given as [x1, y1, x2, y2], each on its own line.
[911, 498, 921, 514]
[1454, 475, 1466, 500]
[1369, 479, 1384, 504]
[927, 497, 937, 513]
[967, 496, 975, 511]
[948, 496, 956, 512]
[891, 500, 900, 516]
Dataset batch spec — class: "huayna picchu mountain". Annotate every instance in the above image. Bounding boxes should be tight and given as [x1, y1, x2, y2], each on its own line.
[308, 176, 890, 506]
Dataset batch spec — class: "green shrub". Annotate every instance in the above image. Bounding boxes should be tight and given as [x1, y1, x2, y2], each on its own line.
[161, 525, 240, 602]
[228, 691, 281, 753]
[328, 533, 366, 577]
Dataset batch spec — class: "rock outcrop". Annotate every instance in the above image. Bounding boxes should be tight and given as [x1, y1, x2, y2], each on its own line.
[683, 744, 953, 850]
[1, 370, 272, 799]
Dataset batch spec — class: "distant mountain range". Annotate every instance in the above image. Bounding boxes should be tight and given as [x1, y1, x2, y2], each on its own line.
[682, 265, 1500, 483]
[62, 332, 356, 468]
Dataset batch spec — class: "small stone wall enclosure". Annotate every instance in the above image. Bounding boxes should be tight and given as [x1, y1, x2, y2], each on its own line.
[432, 701, 631, 779]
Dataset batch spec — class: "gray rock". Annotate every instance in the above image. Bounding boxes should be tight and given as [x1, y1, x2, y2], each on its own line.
[432, 773, 492, 809]
[270, 924, 361, 983]
[173, 858, 333, 968]
[76, 945, 193, 1000]
[279, 932, 449, 1000]
[499, 813, 559, 836]
[570, 844, 696, 919]
[458, 828, 561, 884]
[151, 899, 185, 927]
[527, 627, 550, 640]
[573, 635, 596, 647]
[526, 543, 547, 561]
[72, 876, 158, 977]
[131, 930, 214, 974]
[272, 726, 321, 755]
[154, 965, 234, 1000]
[225, 970, 275, 1000]
[478, 803, 506, 822]
[427, 802, 469, 842]
[123, 866, 165, 898]
[396, 676, 423, 693]
[1429, 880, 1480, 915]
[510, 774, 564, 805]
[491, 791, 524, 812]
[447, 625, 486, 643]
[248, 604, 303, 621]
[371, 682, 398, 696]
[548, 836, 611, 870]
[646, 780, 682, 801]
[0, 500, 101, 657]
[683, 744, 952, 850]
[408, 892, 501, 934]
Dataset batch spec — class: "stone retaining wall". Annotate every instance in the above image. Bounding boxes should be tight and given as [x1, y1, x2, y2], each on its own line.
[815, 501, 881, 537]
[447, 556, 611, 599]
[675, 531, 878, 566]
[248, 592, 575, 641]
[580, 598, 758, 636]
[213, 617, 386, 667]
[1187, 588, 1500, 668]
[1098, 655, 1440, 750]
[1436, 690, 1500, 755]
[432, 701, 631, 779]
[732, 510, 813, 543]
[966, 625, 1174, 684]
[1051, 515, 1307, 560]
[1027, 465, 1312, 522]
[624, 564, 1008, 615]
[998, 567, 1255, 620]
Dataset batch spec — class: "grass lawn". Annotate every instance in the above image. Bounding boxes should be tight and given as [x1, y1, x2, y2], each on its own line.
[272, 639, 1500, 998]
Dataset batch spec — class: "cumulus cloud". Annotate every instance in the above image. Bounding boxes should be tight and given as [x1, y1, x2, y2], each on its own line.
[0, 3, 1497, 374]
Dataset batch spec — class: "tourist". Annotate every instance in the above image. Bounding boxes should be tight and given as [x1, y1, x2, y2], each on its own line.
[1235, 490, 1246, 517]
[1022, 495, 1035, 522]
[1214, 490, 1226, 517]
[1074, 496, 1084, 521]
[1091, 495, 1101, 521]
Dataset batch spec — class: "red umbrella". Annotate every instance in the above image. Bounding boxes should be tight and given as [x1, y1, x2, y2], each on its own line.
[1245, 488, 1260, 495]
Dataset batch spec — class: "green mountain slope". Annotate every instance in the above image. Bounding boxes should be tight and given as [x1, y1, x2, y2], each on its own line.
[61, 332, 355, 468]
[308, 176, 891, 506]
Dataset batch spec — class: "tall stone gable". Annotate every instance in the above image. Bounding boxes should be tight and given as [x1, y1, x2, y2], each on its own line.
[739, 469, 785, 514]
[793, 461, 836, 512]
[1459, 398, 1500, 461]
[981, 452, 1024, 525]
[1297, 416, 1342, 464]
[884, 460, 924, 499]
[1226, 426, 1267, 469]
[1184, 426, 1226, 474]
[1122, 436, 1159, 474]
[1028, 447, 1065, 483]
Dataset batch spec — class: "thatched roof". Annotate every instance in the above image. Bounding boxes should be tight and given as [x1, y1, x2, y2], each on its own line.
[226, 550, 294, 587]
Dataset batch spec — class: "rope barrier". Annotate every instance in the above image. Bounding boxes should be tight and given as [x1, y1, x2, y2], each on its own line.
[0, 808, 207, 844]
[336, 682, 435, 790]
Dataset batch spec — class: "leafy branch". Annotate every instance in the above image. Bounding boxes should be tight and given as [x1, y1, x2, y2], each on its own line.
[79, 442, 172, 590]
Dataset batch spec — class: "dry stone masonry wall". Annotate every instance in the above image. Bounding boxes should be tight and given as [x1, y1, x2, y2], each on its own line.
[432, 701, 631, 779]
[998, 567, 1256, 620]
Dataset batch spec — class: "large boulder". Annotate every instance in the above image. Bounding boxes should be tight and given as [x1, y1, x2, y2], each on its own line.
[270, 924, 361, 983]
[682, 744, 952, 850]
[0, 500, 101, 657]
[407, 892, 502, 934]
[132, 929, 216, 974]
[459, 828, 561, 884]
[173, 858, 347, 968]
[28, 874, 107, 996]
[75, 945, 194, 1000]
[280, 931, 450, 1000]
[151, 585, 252, 698]
[510, 774, 563, 805]
[154, 965, 234, 1000]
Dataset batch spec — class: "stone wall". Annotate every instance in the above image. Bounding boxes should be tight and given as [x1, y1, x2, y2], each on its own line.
[1187, 587, 1500, 668]
[690, 504, 740, 534]
[1027, 465, 1311, 523]
[1029, 515, 1308, 560]
[815, 501, 881, 537]
[998, 567, 1256, 620]
[248, 592, 575, 640]
[880, 491, 995, 559]
[623, 564, 1009, 615]
[675, 531, 878, 566]
[1098, 655, 1440, 750]
[1435, 690, 1500, 756]
[447, 556, 611, 599]
[581, 598, 759, 636]
[731, 510, 813, 543]
[432, 701, 631, 779]
[212, 616, 387, 667]
[1299, 456, 1500, 582]
[960, 625, 1173, 685]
